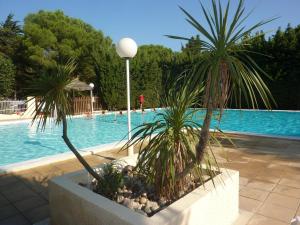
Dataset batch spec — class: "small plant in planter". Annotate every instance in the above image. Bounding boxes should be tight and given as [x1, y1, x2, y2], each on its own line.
[126, 79, 211, 201]
[93, 163, 125, 200]
[82, 75, 223, 217]
[96, 76, 222, 216]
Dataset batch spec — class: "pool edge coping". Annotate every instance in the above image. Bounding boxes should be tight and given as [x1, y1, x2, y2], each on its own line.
[216, 130, 300, 141]
[1, 130, 299, 175]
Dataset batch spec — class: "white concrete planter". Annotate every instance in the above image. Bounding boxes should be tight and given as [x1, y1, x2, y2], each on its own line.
[49, 155, 239, 225]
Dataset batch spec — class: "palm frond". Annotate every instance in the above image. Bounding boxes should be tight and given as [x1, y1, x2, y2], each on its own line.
[29, 59, 76, 130]
[122, 75, 212, 200]
[170, 0, 276, 111]
[166, 0, 276, 166]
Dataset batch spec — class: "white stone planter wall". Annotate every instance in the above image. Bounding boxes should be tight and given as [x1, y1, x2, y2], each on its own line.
[49, 155, 239, 225]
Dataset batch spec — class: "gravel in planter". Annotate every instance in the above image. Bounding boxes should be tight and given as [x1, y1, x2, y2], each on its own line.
[80, 163, 212, 217]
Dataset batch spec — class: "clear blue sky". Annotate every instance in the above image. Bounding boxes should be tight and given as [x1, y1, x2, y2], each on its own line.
[1, 0, 300, 51]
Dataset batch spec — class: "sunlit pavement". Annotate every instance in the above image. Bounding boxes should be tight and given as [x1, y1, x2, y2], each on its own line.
[0, 134, 299, 225]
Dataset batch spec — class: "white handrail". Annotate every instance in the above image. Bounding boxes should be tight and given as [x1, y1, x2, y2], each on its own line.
[0, 100, 26, 114]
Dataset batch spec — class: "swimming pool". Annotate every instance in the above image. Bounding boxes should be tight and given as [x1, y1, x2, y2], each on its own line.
[0, 109, 299, 166]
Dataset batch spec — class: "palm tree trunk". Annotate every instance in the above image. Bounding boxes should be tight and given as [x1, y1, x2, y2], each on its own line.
[196, 103, 213, 162]
[62, 115, 102, 182]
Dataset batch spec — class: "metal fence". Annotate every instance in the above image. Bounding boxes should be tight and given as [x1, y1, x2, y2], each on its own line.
[0, 100, 26, 114]
[0, 97, 102, 115]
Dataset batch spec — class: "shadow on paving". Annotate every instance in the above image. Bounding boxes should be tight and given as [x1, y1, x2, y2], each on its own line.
[216, 133, 300, 159]
[0, 136, 299, 225]
[0, 148, 128, 225]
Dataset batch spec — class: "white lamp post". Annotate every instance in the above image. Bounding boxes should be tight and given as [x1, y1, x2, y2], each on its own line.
[89, 83, 94, 115]
[116, 37, 138, 156]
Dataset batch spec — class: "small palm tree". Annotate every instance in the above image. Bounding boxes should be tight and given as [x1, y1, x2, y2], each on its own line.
[125, 76, 219, 200]
[29, 60, 101, 181]
[167, 0, 276, 162]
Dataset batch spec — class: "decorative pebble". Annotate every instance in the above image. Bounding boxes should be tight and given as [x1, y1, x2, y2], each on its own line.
[123, 189, 132, 198]
[122, 198, 131, 207]
[117, 195, 124, 203]
[139, 197, 148, 204]
[123, 198, 138, 209]
[131, 200, 140, 209]
[92, 162, 207, 217]
[149, 202, 159, 211]
[158, 197, 167, 206]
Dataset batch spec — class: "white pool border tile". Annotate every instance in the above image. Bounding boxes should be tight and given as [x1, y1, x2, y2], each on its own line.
[210, 129, 300, 141]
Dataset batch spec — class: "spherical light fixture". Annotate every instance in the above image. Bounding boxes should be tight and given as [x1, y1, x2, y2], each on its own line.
[89, 83, 94, 115]
[89, 83, 94, 89]
[116, 38, 138, 58]
[116, 37, 138, 156]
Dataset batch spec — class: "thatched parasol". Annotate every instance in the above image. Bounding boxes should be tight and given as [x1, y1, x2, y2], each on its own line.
[65, 78, 92, 91]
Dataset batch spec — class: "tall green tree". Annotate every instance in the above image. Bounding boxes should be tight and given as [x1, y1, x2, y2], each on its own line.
[168, 0, 275, 163]
[0, 14, 23, 98]
[181, 35, 202, 62]
[131, 45, 173, 108]
[2, 9, 298, 110]
[0, 14, 22, 59]
[22, 10, 111, 82]
[0, 54, 15, 98]
[246, 25, 300, 109]
[90, 42, 126, 110]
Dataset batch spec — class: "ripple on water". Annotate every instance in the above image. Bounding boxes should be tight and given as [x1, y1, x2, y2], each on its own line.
[0, 109, 299, 166]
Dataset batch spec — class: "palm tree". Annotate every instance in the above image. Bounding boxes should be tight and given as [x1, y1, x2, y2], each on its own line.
[167, 0, 276, 163]
[29, 60, 102, 181]
[124, 76, 219, 200]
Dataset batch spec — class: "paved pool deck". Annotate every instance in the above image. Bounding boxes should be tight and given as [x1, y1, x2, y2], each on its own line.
[0, 134, 299, 225]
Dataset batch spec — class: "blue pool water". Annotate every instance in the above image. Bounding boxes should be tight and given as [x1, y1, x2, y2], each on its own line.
[0, 109, 299, 166]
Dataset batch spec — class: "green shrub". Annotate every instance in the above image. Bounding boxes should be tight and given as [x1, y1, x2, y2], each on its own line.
[95, 163, 124, 200]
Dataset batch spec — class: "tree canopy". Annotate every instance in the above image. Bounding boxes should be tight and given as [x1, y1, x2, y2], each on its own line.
[0, 54, 15, 98]
[22, 10, 110, 80]
[0, 11, 299, 109]
[246, 25, 300, 109]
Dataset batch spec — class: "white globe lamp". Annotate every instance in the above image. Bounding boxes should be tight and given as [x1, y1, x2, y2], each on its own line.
[116, 38, 137, 58]
[89, 83, 94, 115]
[116, 37, 138, 156]
[89, 83, 94, 89]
